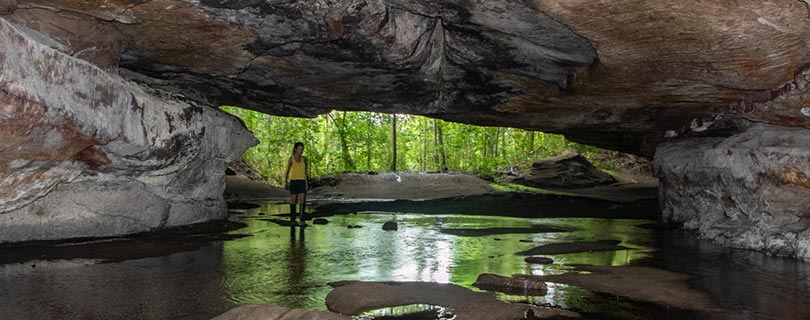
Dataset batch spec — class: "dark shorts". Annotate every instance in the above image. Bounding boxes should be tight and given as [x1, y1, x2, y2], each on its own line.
[289, 180, 307, 194]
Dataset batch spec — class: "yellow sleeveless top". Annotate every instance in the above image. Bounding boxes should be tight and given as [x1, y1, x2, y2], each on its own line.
[289, 156, 306, 180]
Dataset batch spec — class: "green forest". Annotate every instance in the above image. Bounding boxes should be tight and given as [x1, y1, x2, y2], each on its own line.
[221, 106, 615, 186]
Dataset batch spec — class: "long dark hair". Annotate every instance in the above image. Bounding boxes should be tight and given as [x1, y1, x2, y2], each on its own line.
[292, 142, 304, 155]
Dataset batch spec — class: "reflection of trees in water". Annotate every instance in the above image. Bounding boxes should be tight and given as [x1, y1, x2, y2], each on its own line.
[288, 226, 307, 290]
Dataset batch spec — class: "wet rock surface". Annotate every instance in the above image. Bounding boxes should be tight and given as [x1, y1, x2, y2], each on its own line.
[655, 123, 810, 260]
[316, 193, 660, 220]
[472, 274, 548, 296]
[440, 226, 571, 237]
[528, 265, 720, 312]
[382, 221, 398, 231]
[524, 257, 554, 264]
[0, 220, 246, 265]
[325, 280, 577, 320]
[515, 240, 631, 256]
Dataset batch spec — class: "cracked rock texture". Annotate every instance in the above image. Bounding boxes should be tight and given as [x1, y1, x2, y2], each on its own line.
[0, 18, 256, 242]
[1, 1, 808, 155]
[655, 123, 810, 260]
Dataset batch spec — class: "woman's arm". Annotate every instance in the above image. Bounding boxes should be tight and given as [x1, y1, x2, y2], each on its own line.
[304, 156, 310, 190]
[284, 156, 292, 188]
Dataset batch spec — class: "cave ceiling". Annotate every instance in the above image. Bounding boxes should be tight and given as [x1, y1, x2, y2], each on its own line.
[3, 0, 810, 155]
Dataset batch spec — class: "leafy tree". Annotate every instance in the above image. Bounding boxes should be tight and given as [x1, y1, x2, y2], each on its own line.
[220, 107, 619, 185]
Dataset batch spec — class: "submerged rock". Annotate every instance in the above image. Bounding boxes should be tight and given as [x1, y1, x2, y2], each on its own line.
[440, 225, 571, 237]
[528, 265, 720, 311]
[524, 257, 554, 265]
[382, 221, 398, 231]
[325, 280, 576, 320]
[515, 240, 631, 256]
[473, 274, 548, 296]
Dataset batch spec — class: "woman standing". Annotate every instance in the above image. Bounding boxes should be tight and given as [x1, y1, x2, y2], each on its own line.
[284, 142, 309, 226]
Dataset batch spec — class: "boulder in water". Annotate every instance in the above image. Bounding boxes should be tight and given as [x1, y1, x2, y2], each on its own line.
[524, 257, 554, 265]
[382, 221, 398, 231]
[510, 152, 616, 189]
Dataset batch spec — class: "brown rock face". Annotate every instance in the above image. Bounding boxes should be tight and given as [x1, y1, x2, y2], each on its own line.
[4, 0, 807, 155]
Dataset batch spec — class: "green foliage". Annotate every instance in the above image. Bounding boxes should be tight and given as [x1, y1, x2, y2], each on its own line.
[221, 107, 615, 185]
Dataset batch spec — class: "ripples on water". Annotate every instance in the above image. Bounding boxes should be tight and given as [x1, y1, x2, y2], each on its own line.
[0, 202, 808, 319]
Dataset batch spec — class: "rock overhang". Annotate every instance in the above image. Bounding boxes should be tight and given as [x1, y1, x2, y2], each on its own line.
[2, 0, 810, 157]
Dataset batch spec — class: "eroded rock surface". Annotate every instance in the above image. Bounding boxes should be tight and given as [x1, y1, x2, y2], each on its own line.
[0, 18, 256, 242]
[4, 1, 808, 155]
[509, 152, 616, 189]
[655, 123, 810, 260]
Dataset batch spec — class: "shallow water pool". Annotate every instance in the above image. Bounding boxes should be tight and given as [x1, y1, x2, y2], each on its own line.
[0, 202, 808, 319]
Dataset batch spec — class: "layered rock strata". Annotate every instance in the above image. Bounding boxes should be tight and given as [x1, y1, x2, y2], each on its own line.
[655, 122, 810, 260]
[0, 18, 256, 242]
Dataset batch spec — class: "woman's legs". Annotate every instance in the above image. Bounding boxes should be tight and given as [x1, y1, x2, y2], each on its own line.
[296, 192, 306, 225]
[289, 194, 297, 221]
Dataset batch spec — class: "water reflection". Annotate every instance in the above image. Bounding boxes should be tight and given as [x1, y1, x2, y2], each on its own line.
[222, 206, 658, 313]
[0, 202, 808, 319]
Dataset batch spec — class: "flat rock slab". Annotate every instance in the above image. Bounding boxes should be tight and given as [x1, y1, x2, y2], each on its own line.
[528, 265, 720, 312]
[440, 225, 572, 237]
[310, 172, 496, 200]
[225, 175, 288, 200]
[326, 280, 577, 320]
[213, 303, 349, 320]
[473, 274, 548, 296]
[515, 240, 631, 255]
[524, 257, 555, 264]
[316, 193, 660, 220]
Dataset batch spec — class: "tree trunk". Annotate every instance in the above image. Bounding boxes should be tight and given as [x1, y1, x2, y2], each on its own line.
[433, 119, 440, 170]
[329, 112, 355, 172]
[436, 121, 447, 171]
[366, 115, 372, 170]
[391, 114, 397, 172]
[421, 118, 427, 171]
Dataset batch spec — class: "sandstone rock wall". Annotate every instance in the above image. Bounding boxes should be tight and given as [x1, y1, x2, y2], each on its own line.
[0, 17, 256, 242]
[655, 122, 810, 260]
